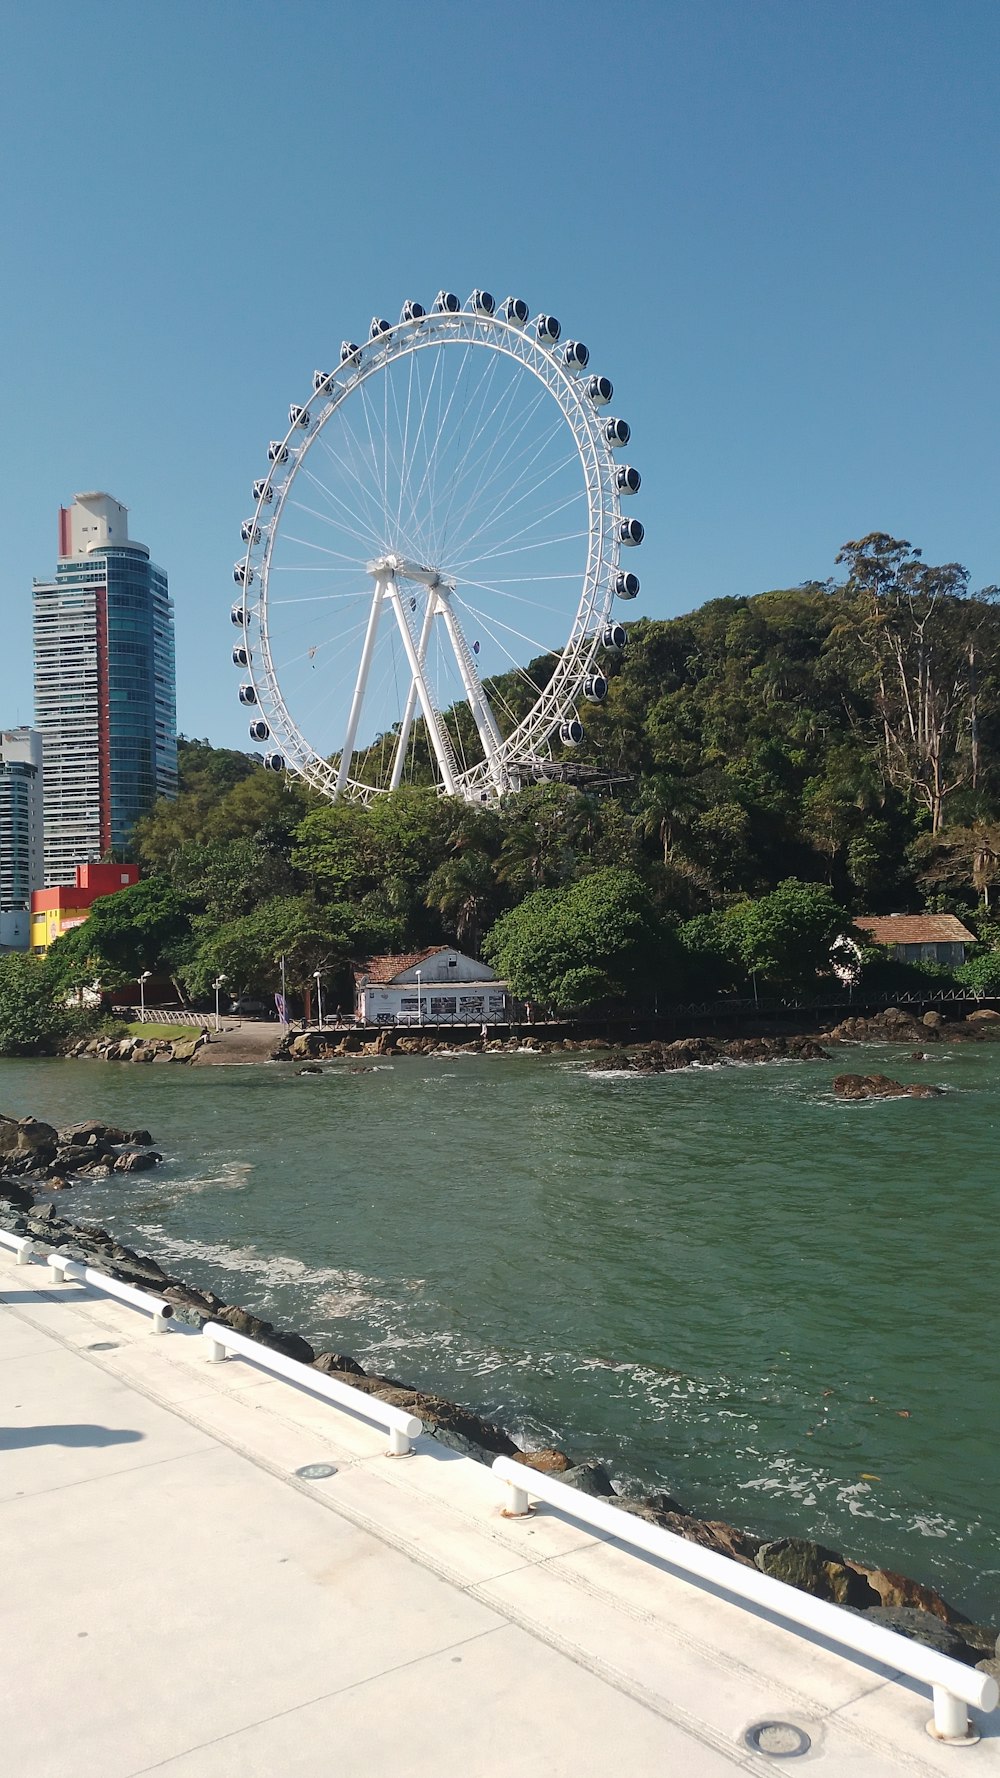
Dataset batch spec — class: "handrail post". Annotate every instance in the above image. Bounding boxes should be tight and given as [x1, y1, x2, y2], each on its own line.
[48, 1253, 66, 1285]
[388, 1424, 414, 1457]
[205, 1333, 226, 1363]
[502, 1476, 532, 1517]
[930, 1686, 972, 1743]
[15, 1239, 33, 1266]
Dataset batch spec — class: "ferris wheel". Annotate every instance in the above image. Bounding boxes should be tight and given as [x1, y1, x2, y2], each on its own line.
[231, 289, 642, 803]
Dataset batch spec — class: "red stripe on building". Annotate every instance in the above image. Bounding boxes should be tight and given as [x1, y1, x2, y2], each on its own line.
[58, 506, 71, 557]
[95, 585, 112, 854]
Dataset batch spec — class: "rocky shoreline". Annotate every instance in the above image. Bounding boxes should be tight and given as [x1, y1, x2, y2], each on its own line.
[0, 1104, 997, 1677]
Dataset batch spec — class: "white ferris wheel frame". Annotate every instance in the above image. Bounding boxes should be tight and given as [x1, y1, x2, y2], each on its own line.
[235, 307, 632, 804]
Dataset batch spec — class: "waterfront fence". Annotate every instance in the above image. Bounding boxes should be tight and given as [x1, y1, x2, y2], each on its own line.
[201, 1320, 422, 1455]
[492, 1456, 998, 1744]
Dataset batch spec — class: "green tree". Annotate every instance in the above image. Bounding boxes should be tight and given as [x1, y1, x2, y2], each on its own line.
[49, 878, 191, 985]
[722, 879, 853, 992]
[0, 954, 83, 1056]
[483, 868, 670, 1011]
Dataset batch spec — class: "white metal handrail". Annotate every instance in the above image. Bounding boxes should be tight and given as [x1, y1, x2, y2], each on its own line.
[0, 1230, 35, 1265]
[201, 1321, 422, 1456]
[493, 1457, 999, 1744]
[45, 1251, 174, 1332]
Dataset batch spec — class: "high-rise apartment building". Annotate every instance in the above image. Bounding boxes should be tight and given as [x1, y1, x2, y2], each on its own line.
[33, 493, 177, 885]
[0, 726, 44, 951]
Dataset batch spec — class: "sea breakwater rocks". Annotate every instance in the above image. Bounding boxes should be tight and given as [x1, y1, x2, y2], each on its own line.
[826, 1006, 1000, 1044]
[0, 1189, 995, 1656]
[66, 1032, 208, 1063]
[833, 1073, 942, 1101]
[0, 1112, 163, 1190]
[589, 1036, 830, 1074]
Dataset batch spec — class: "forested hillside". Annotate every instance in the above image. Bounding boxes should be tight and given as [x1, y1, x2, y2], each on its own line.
[46, 533, 1000, 1012]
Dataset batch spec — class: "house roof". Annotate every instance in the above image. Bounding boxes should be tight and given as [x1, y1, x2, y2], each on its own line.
[855, 914, 976, 946]
[353, 947, 449, 985]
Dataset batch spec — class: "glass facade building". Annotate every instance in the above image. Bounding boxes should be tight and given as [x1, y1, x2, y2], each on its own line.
[33, 494, 177, 885]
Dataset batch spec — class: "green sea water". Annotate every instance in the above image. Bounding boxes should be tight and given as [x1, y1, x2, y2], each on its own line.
[2, 1043, 998, 1620]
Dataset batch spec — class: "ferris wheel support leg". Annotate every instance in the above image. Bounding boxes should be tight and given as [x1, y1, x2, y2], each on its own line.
[389, 593, 436, 792]
[386, 584, 460, 797]
[435, 590, 508, 797]
[335, 577, 387, 797]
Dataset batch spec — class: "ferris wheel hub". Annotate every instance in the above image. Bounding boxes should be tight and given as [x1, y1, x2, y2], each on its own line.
[367, 554, 455, 593]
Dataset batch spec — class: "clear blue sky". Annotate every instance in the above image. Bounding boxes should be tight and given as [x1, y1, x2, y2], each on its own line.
[2, 0, 997, 750]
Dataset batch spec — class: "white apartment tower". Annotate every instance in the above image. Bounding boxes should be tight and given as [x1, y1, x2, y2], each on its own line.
[0, 727, 44, 951]
[32, 493, 177, 885]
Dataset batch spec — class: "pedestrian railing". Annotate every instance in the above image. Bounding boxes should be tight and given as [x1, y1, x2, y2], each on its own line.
[0, 1229, 994, 1743]
[492, 1456, 998, 1744]
[201, 1321, 422, 1455]
[45, 1251, 174, 1331]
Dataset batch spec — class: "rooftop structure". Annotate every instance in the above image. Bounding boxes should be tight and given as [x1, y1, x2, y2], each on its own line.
[0, 727, 43, 951]
[30, 860, 139, 955]
[856, 914, 976, 968]
[32, 493, 177, 885]
[0, 1247, 995, 1771]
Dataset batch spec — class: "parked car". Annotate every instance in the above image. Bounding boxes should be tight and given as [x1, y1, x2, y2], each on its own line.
[228, 996, 274, 1018]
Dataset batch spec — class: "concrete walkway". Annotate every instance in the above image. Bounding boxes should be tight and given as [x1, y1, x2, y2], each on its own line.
[192, 1018, 281, 1064]
[1, 1253, 996, 1777]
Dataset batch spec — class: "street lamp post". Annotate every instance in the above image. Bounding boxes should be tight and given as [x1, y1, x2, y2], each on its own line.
[139, 970, 152, 1022]
[415, 967, 422, 1028]
[213, 974, 228, 1033]
[313, 970, 324, 1030]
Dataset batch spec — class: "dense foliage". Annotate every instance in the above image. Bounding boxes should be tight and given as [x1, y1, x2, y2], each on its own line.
[43, 535, 1000, 1013]
[0, 954, 96, 1056]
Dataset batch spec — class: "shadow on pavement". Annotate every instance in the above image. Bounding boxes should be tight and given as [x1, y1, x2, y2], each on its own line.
[0, 1424, 144, 1449]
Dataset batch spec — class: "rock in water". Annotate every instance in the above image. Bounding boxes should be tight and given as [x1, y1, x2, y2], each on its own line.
[833, 1073, 942, 1100]
[312, 1352, 366, 1377]
[861, 1606, 980, 1663]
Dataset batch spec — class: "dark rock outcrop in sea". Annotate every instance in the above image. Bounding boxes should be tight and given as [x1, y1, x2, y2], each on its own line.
[833, 1073, 943, 1101]
[825, 1006, 1000, 1044]
[1, 1110, 995, 1663]
[589, 1035, 830, 1073]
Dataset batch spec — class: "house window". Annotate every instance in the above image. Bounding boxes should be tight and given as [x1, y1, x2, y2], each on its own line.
[399, 996, 419, 1010]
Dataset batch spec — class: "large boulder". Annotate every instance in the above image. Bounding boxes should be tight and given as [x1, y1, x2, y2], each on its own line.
[215, 1304, 315, 1365]
[860, 1606, 980, 1664]
[0, 1117, 58, 1175]
[847, 1562, 963, 1623]
[512, 1447, 572, 1475]
[313, 1351, 366, 1378]
[0, 1176, 35, 1211]
[341, 1374, 519, 1458]
[967, 1008, 1000, 1024]
[833, 1073, 942, 1101]
[755, 1537, 879, 1606]
[113, 1149, 163, 1173]
[169, 1037, 201, 1062]
[62, 1120, 130, 1144]
[559, 1460, 617, 1496]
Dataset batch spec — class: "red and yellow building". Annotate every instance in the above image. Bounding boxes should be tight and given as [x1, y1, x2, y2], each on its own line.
[30, 862, 139, 955]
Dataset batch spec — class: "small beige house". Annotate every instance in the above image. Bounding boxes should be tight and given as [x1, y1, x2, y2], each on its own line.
[854, 913, 975, 968]
[354, 947, 508, 1025]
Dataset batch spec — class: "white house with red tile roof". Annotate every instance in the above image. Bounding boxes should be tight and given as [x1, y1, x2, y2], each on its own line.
[855, 913, 975, 967]
[353, 947, 508, 1025]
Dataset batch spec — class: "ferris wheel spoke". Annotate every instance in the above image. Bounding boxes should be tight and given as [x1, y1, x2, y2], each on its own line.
[394, 341, 447, 557]
[414, 338, 482, 562]
[450, 439, 582, 566]
[453, 592, 554, 666]
[295, 468, 387, 552]
[313, 423, 393, 545]
[433, 342, 508, 556]
[443, 375, 552, 542]
[445, 394, 566, 564]
[449, 575, 569, 619]
[435, 368, 546, 560]
[455, 519, 590, 574]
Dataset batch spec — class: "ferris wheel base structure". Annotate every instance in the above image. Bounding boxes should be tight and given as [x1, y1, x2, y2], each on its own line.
[231, 291, 644, 807]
